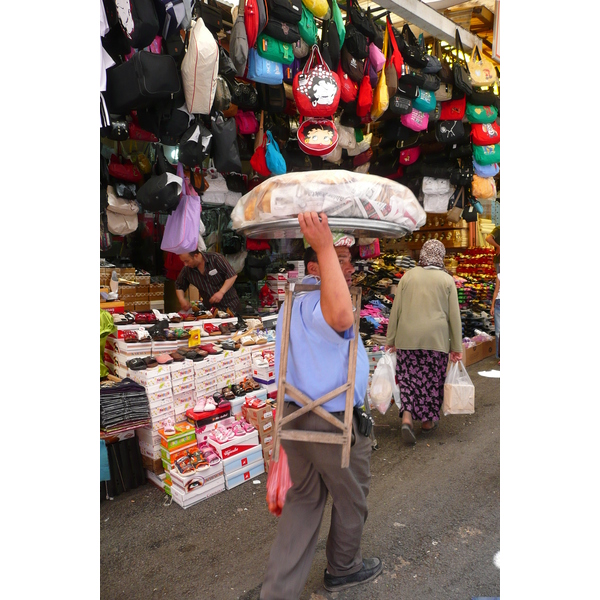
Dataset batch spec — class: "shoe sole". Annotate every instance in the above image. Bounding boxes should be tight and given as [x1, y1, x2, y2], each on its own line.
[401, 424, 416, 444]
[323, 562, 383, 592]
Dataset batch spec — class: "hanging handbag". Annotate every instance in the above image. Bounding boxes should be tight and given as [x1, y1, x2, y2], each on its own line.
[247, 48, 284, 85]
[343, 24, 369, 60]
[469, 89, 500, 110]
[211, 113, 243, 173]
[435, 119, 466, 144]
[446, 186, 464, 223]
[227, 78, 259, 110]
[230, 9, 249, 77]
[462, 198, 479, 222]
[471, 174, 496, 199]
[412, 88, 436, 113]
[400, 24, 428, 68]
[320, 18, 341, 71]
[115, 0, 160, 49]
[160, 163, 201, 254]
[235, 110, 259, 135]
[179, 121, 212, 167]
[353, 147, 373, 167]
[453, 30, 473, 96]
[258, 82, 287, 113]
[440, 95, 466, 120]
[136, 172, 183, 212]
[348, 0, 376, 41]
[297, 116, 339, 156]
[367, 7, 384, 49]
[337, 62, 358, 103]
[472, 157, 499, 177]
[396, 78, 419, 99]
[385, 16, 404, 77]
[369, 42, 386, 73]
[192, 0, 224, 33]
[471, 121, 500, 146]
[370, 40, 389, 121]
[266, 0, 302, 23]
[423, 187, 456, 213]
[434, 81, 453, 102]
[421, 37, 442, 75]
[257, 33, 295, 64]
[250, 135, 272, 176]
[449, 143, 472, 159]
[465, 103, 498, 124]
[263, 17, 301, 44]
[293, 44, 341, 118]
[399, 146, 420, 166]
[449, 163, 473, 186]
[388, 94, 412, 115]
[468, 45, 497, 87]
[401, 108, 429, 132]
[213, 75, 232, 112]
[340, 46, 365, 83]
[356, 61, 373, 117]
[472, 143, 500, 165]
[335, 118, 356, 150]
[108, 154, 144, 184]
[434, 39, 454, 84]
[264, 130, 287, 174]
[299, 5, 318, 44]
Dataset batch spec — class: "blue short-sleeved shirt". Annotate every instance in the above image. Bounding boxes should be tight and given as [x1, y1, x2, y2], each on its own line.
[274, 281, 368, 412]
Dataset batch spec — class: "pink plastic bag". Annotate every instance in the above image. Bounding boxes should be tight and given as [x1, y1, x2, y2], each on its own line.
[266, 446, 292, 517]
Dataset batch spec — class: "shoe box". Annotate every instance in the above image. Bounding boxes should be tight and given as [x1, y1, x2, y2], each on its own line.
[186, 403, 232, 429]
[208, 429, 260, 460]
[142, 454, 164, 475]
[160, 440, 199, 469]
[173, 390, 196, 423]
[167, 475, 226, 509]
[242, 404, 275, 429]
[225, 446, 265, 490]
[167, 461, 225, 495]
[195, 416, 236, 445]
[222, 445, 263, 477]
[262, 442, 274, 471]
[159, 422, 196, 450]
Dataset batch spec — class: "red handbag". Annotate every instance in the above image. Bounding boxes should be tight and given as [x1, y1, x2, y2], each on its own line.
[293, 45, 341, 118]
[250, 137, 271, 177]
[356, 61, 373, 117]
[337, 62, 358, 103]
[471, 121, 500, 146]
[297, 117, 339, 157]
[353, 147, 373, 167]
[128, 121, 159, 142]
[399, 146, 421, 166]
[108, 155, 144, 184]
[440, 96, 466, 120]
[386, 16, 404, 76]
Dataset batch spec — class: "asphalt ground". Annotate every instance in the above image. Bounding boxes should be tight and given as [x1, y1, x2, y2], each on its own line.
[100, 354, 500, 600]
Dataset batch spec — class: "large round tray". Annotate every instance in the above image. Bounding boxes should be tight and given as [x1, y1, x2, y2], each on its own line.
[237, 218, 411, 240]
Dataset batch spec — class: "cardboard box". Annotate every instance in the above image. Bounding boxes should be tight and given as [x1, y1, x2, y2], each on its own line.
[224, 459, 265, 490]
[100, 301, 125, 314]
[135, 302, 151, 312]
[243, 405, 275, 428]
[462, 339, 497, 367]
[142, 454, 164, 475]
[207, 430, 260, 460]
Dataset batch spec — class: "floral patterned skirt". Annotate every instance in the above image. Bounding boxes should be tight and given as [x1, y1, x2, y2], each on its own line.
[395, 349, 449, 422]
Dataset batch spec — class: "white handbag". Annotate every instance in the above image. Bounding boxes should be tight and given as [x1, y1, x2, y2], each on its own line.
[323, 144, 343, 163]
[335, 119, 356, 151]
[347, 133, 372, 157]
[106, 185, 140, 215]
[422, 177, 451, 195]
[354, 162, 370, 174]
[423, 182, 456, 213]
[201, 163, 228, 205]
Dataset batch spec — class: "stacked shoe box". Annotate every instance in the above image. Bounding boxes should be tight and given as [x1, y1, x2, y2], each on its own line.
[242, 400, 276, 472]
[131, 364, 174, 474]
[186, 403, 233, 446]
[171, 359, 196, 423]
[266, 272, 288, 302]
[206, 422, 263, 489]
[286, 260, 305, 282]
[166, 459, 226, 509]
[252, 349, 277, 399]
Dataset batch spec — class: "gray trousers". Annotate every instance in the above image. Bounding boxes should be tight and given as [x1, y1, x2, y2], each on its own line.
[260, 402, 372, 600]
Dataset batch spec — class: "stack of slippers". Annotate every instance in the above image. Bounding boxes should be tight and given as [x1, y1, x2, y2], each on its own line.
[180, 348, 209, 362]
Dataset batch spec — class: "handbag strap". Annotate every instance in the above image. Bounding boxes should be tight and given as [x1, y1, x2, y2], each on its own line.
[448, 185, 464, 209]
[402, 23, 419, 47]
[471, 44, 483, 63]
[454, 29, 468, 68]
[303, 44, 328, 75]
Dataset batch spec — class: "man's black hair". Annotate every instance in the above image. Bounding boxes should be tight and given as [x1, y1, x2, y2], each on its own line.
[303, 246, 318, 270]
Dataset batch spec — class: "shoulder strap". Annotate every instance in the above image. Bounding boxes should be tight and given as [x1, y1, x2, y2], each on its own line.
[454, 29, 467, 67]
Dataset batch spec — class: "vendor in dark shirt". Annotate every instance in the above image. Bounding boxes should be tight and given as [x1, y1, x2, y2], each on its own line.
[175, 250, 241, 313]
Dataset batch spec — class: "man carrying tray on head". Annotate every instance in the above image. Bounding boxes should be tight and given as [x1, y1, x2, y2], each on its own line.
[260, 212, 381, 600]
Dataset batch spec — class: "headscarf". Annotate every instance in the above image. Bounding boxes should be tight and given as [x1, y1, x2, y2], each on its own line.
[419, 239, 447, 271]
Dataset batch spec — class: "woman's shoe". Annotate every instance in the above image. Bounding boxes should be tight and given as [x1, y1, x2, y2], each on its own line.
[401, 423, 416, 444]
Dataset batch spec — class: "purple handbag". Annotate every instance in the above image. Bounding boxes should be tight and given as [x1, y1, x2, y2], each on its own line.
[160, 163, 201, 254]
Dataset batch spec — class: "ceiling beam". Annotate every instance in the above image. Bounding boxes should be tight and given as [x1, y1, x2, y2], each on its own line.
[372, 0, 482, 50]
[472, 6, 495, 29]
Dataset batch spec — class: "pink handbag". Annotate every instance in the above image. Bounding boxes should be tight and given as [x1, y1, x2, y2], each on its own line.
[368, 42, 386, 72]
[235, 110, 259, 135]
[401, 108, 429, 132]
[399, 146, 421, 166]
[160, 163, 201, 254]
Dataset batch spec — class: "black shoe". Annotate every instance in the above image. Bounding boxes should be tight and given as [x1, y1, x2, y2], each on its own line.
[323, 557, 383, 592]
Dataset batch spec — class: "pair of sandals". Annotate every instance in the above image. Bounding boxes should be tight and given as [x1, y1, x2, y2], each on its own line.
[180, 348, 209, 362]
[123, 328, 151, 343]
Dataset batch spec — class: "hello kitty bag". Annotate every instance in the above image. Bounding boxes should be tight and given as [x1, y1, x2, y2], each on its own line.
[293, 44, 341, 118]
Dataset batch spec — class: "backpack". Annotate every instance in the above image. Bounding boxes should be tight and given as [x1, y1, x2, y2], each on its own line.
[180, 17, 219, 114]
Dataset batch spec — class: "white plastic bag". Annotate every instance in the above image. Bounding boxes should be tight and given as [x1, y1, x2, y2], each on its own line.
[369, 350, 400, 414]
[442, 360, 475, 415]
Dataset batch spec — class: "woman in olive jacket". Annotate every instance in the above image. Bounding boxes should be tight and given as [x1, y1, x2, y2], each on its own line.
[386, 240, 463, 444]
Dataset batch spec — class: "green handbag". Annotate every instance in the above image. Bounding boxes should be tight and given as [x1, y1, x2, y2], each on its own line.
[257, 34, 295, 65]
[472, 143, 500, 166]
[299, 7, 318, 46]
[465, 103, 498, 124]
[331, 0, 346, 47]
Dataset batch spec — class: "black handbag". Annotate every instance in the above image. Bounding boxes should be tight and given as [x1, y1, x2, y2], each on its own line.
[343, 24, 369, 60]
[222, 231, 243, 254]
[462, 199, 478, 222]
[453, 30, 473, 95]
[211, 113, 242, 173]
[263, 18, 301, 43]
[341, 46, 365, 83]
[213, 75, 232, 112]
[434, 40, 454, 84]
[420, 161, 456, 178]
[367, 8, 384, 49]
[469, 89, 500, 110]
[321, 18, 341, 71]
[257, 83, 287, 113]
[224, 173, 247, 193]
[348, 0, 376, 41]
[136, 173, 182, 213]
[101, 119, 129, 141]
[387, 94, 413, 115]
[369, 149, 399, 177]
[179, 121, 213, 167]
[449, 143, 473, 159]
[116, 0, 159, 49]
[218, 45, 237, 76]
[226, 78, 259, 111]
[281, 139, 322, 171]
[400, 24, 428, 69]
[449, 163, 474, 186]
[105, 51, 181, 114]
[237, 134, 253, 161]
[435, 119, 466, 144]
[396, 79, 419, 99]
[163, 31, 186, 66]
[267, 0, 302, 23]
[192, 0, 224, 34]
